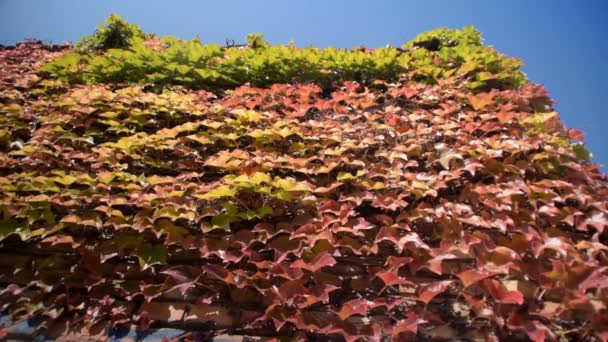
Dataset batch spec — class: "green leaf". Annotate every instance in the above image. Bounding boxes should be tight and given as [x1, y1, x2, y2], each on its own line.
[238, 206, 273, 220]
[572, 142, 592, 161]
[194, 185, 237, 200]
[233, 109, 262, 123]
[273, 177, 310, 192]
[272, 189, 292, 201]
[522, 112, 558, 125]
[53, 174, 79, 186]
[0, 220, 31, 241]
[137, 244, 167, 270]
[204, 214, 232, 232]
[337, 169, 367, 181]
[3, 103, 22, 114]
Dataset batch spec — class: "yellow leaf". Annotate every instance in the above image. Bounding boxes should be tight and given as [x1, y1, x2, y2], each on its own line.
[186, 134, 212, 145]
[232, 109, 262, 122]
[194, 185, 236, 200]
[337, 169, 367, 181]
[273, 177, 310, 192]
[522, 112, 558, 125]
[147, 175, 173, 185]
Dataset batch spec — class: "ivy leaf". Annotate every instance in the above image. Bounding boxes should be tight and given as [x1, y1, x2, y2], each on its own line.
[467, 92, 494, 111]
[572, 143, 592, 161]
[578, 266, 608, 292]
[204, 214, 232, 232]
[272, 177, 310, 192]
[291, 252, 336, 273]
[376, 272, 415, 293]
[418, 280, 454, 304]
[137, 244, 167, 270]
[97, 171, 116, 184]
[337, 299, 368, 320]
[0, 221, 31, 241]
[393, 311, 427, 336]
[337, 169, 367, 181]
[438, 150, 462, 170]
[53, 174, 78, 186]
[522, 112, 557, 125]
[237, 206, 273, 220]
[232, 109, 262, 123]
[3, 103, 22, 114]
[482, 279, 524, 305]
[147, 175, 173, 185]
[186, 134, 212, 145]
[194, 185, 237, 200]
[567, 128, 585, 141]
[457, 269, 500, 288]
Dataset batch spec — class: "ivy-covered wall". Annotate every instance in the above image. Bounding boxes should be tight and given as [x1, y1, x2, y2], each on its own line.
[0, 14, 607, 342]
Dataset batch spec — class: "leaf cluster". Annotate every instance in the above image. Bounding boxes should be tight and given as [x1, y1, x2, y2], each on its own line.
[76, 13, 152, 50]
[44, 15, 526, 92]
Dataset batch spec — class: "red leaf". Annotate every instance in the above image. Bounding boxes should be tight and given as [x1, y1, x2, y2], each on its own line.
[525, 321, 551, 342]
[481, 279, 524, 305]
[384, 256, 414, 272]
[291, 252, 336, 273]
[567, 128, 585, 141]
[592, 314, 608, 342]
[143, 38, 164, 51]
[278, 280, 308, 303]
[578, 266, 608, 292]
[398, 232, 431, 252]
[418, 280, 454, 304]
[392, 311, 427, 336]
[352, 217, 375, 232]
[425, 253, 458, 275]
[310, 284, 339, 303]
[508, 313, 554, 342]
[462, 292, 486, 315]
[337, 298, 369, 320]
[391, 87, 418, 99]
[202, 264, 236, 285]
[457, 269, 500, 288]
[376, 271, 415, 292]
[583, 212, 608, 234]
[343, 81, 360, 93]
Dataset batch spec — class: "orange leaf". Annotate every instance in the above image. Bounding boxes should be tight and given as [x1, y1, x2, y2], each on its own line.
[467, 92, 495, 111]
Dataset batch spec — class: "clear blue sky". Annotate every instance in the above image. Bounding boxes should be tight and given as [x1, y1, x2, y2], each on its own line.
[1, 0, 607, 171]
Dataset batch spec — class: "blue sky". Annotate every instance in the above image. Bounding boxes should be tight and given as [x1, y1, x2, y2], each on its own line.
[1, 0, 607, 171]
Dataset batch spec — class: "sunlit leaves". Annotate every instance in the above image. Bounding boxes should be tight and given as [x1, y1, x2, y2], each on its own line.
[194, 185, 236, 200]
[522, 111, 558, 125]
[44, 17, 528, 91]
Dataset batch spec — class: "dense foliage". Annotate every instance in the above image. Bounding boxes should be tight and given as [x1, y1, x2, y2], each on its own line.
[1, 15, 607, 341]
[43, 15, 525, 92]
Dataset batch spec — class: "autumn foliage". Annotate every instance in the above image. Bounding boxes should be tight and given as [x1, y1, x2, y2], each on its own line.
[1, 15, 608, 341]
